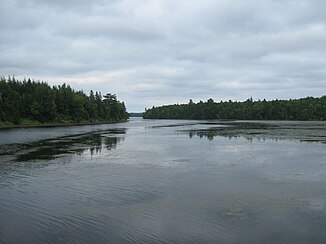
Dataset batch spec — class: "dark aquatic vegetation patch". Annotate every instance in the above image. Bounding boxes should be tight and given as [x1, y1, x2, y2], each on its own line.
[300, 139, 326, 144]
[147, 122, 198, 129]
[15, 147, 76, 161]
[101, 128, 127, 135]
[180, 121, 326, 143]
[1, 128, 127, 162]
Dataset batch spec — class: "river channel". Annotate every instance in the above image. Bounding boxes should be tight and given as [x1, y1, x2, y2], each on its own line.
[0, 118, 326, 243]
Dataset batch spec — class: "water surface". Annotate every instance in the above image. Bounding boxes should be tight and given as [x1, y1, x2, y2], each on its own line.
[1, 118, 326, 243]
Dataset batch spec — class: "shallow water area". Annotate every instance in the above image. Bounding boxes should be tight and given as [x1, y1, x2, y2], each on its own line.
[0, 118, 326, 243]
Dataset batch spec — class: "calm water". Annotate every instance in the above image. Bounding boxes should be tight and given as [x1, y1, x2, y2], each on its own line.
[0, 118, 326, 243]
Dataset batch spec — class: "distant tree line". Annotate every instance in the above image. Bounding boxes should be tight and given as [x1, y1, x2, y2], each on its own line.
[143, 97, 326, 121]
[129, 112, 143, 117]
[0, 76, 129, 125]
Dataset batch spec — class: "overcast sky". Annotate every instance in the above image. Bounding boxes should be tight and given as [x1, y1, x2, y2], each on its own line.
[1, 0, 326, 111]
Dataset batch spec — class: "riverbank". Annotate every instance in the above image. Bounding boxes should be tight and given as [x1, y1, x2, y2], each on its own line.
[0, 119, 128, 129]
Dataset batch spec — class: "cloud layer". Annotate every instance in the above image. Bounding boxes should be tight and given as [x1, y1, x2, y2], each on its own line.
[1, 0, 325, 111]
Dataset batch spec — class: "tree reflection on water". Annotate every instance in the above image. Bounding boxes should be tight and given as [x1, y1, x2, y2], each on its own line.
[1, 128, 126, 162]
[182, 121, 326, 143]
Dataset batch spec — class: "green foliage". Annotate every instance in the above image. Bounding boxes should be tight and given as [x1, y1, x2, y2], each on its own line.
[143, 96, 326, 121]
[0, 76, 129, 125]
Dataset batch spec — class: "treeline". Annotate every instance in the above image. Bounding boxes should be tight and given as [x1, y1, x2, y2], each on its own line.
[143, 97, 326, 121]
[0, 76, 129, 125]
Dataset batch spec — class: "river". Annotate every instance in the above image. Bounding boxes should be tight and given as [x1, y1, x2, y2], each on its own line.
[0, 118, 326, 243]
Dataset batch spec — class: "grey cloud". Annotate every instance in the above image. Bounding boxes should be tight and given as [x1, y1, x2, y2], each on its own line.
[1, 0, 325, 112]
[15, 0, 104, 13]
[58, 18, 164, 41]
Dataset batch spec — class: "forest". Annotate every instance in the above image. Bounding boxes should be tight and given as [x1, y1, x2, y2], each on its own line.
[143, 96, 326, 121]
[0, 76, 129, 126]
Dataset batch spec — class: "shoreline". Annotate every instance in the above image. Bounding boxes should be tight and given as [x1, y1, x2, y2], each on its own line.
[0, 120, 129, 130]
[141, 118, 325, 122]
